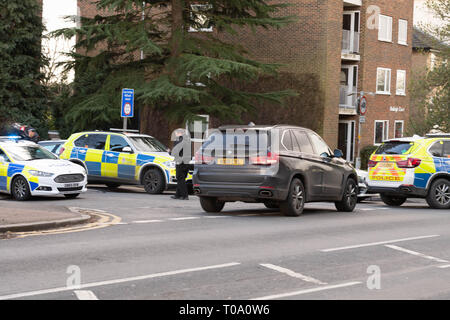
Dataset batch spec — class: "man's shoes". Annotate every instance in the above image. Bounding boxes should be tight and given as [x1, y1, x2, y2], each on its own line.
[170, 195, 179, 199]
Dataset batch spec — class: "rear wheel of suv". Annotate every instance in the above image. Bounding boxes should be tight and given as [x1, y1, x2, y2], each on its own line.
[199, 197, 225, 213]
[426, 178, 450, 209]
[380, 193, 407, 207]
[143, 168, 166, 194]
[280, 178, 305, 217]
[335, 179, 358, 212]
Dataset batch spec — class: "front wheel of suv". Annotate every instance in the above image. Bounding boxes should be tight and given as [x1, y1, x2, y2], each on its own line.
[280, 178, 305, 217]
[426, 178, 450, 209]
[199, 197, 225, 213]
[335, 178, 358, 212]
[380, 193, 407, 207]
[143, 168, 166, 194]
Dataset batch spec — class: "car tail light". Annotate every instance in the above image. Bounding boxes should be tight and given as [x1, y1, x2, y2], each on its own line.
[250, 152, 279, 165]
[397, 158, 421, 168]
[368, 160, 378, 168]
[194, 151, 214, 164]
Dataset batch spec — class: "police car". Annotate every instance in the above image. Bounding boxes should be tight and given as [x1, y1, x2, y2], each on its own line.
[59, 131, 185, 194]
[0, 138, 87, 200]
[367, 135, 450, 209]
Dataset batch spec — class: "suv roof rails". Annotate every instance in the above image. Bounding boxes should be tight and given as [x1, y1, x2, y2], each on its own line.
[425, 133, 450, 138]
[109, 128, 140, 133]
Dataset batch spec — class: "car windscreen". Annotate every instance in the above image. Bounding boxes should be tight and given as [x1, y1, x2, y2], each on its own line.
[375, 142, 416, 155]
[129, 137, 167, 153]
[6, 145, 58, 161]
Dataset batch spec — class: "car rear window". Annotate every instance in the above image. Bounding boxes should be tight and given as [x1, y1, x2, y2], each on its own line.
[202, 130, 271, 155]
[375, 142, 416, 155]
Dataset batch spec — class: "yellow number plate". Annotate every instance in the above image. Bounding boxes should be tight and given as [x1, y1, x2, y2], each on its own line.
[377, 162, 395, 169]
[216, 158, 245, 165]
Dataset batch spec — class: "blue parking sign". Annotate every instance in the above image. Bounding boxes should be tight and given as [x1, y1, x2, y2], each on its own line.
[121, 88, 134, 118]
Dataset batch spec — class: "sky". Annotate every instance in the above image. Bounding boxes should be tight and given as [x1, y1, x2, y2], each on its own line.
[42, 0, 77, 83]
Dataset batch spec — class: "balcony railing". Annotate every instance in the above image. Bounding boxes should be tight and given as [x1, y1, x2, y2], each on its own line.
[339, 85, 358, 114]
[342, 30, 360, 54]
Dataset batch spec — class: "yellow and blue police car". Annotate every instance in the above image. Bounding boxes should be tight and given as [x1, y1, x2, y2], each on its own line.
[0, 138, 87, 201]
[367, 134, 450, 209]
[59, 131, 188, 194]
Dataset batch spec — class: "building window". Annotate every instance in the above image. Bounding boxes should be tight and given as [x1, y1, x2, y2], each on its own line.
[396, 70, 406, 95]
[398, 19, 408, 45]
[394, 121, 404, 138]
[376, 68, 391, 94]
[378, 15, 393, 42]
[188, 4, 213, 32]
[374, 120, 389, 144]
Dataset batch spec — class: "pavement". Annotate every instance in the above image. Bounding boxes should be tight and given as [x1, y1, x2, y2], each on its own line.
[0, 198, 90, 233]
[1, 185, 450, 300]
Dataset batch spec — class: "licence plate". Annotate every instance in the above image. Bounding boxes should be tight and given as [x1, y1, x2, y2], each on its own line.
[216, 158, 245, 166]
[64, 183, 79, 188]
[377, 162, 395, 169]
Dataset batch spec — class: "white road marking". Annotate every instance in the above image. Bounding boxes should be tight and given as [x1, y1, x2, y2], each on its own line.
[260, 264, 327, 285]
[0, 262, 241, 300]
[437, 265, 450, 269]
[251, 282, 361, 300]
[132, 220, 163, 224]
[360, 208, 377, 211]
[168, 217, 201, 221]
[203, 216, 228, 219]
[320, 235, 440, 252]
[385, 245, 449, 263]
[74, 290, 99, 300]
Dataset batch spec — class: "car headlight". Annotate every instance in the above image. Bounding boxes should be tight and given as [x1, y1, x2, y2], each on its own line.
[163, 161, 176, 168]
[29, 170, 54, 177]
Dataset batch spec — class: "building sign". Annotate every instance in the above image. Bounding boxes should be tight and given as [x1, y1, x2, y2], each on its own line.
[358, 96, 367, 115]
[389, 106, 406, 113]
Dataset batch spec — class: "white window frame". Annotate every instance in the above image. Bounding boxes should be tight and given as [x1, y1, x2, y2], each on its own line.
[396, 70, 406, 96]
[188, 4, 213, 33]
[398, 19, 408, 45]
[394, 120, 404, 139]
[339, 120, 356, 163]
[374, 120, 389, 145]
[378, 14, 393, 42]
[376, 67, 391, 95]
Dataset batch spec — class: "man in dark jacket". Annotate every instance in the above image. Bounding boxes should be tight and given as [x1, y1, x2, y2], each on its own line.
[171, 129, 193, 200]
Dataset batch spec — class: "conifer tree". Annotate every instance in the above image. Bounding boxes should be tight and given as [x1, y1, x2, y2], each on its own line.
[54, 0, 297, 131]
[0, 0, 48, 135]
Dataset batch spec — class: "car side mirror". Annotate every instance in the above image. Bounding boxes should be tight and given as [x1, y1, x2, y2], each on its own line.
[333, 149, 344, 158]
[122, 146, 133, 153]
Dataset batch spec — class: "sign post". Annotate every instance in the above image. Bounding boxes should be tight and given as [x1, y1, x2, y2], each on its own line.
[121, 88, 135, 132]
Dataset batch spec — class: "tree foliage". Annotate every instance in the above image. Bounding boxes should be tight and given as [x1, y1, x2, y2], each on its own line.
[53, 0, 297, 132]
[409, 0, 449, 135]
[0, 0, 48, 136]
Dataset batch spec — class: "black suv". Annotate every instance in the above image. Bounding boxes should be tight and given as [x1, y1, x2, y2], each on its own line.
[192, 125, 358, 216]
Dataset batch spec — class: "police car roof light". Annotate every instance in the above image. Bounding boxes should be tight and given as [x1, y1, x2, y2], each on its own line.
[109, 128, 140, 133]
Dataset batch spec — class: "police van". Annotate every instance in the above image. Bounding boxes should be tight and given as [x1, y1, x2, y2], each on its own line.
[367, 135, 450, 209]
[59, 131, 186, 194]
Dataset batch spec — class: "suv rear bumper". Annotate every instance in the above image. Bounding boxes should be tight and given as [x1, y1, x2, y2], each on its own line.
[193, 183, 288, 201]
[368, 185, 427, 198]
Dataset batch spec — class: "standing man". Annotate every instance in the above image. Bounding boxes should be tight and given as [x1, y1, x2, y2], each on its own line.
[171, 129, 193, 200]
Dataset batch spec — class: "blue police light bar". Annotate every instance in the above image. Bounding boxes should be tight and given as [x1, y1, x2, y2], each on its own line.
[0, 135, 22, 142]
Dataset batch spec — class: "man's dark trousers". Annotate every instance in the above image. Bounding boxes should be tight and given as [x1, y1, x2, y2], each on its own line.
[175, 164, 190, 198]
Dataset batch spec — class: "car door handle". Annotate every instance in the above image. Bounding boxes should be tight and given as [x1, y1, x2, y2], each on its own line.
[106, 153, 114, 157]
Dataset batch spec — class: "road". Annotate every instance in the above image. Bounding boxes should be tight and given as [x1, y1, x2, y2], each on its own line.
[1, 185, 450, 300]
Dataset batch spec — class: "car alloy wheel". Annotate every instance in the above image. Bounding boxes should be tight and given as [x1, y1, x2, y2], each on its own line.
[335, 179, 357, 212]
[143, 168, 165, 194]
[12, 176, 31, 201]
[435, 182, 450, 206]
[280, 178, 305, 217]
[427, 179, 450, 209]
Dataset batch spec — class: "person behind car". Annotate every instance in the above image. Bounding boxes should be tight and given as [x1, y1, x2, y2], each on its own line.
[171, 129, 193, 200]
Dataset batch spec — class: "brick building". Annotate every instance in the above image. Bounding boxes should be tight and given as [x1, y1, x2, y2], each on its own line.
[77, 0, 414, 166]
